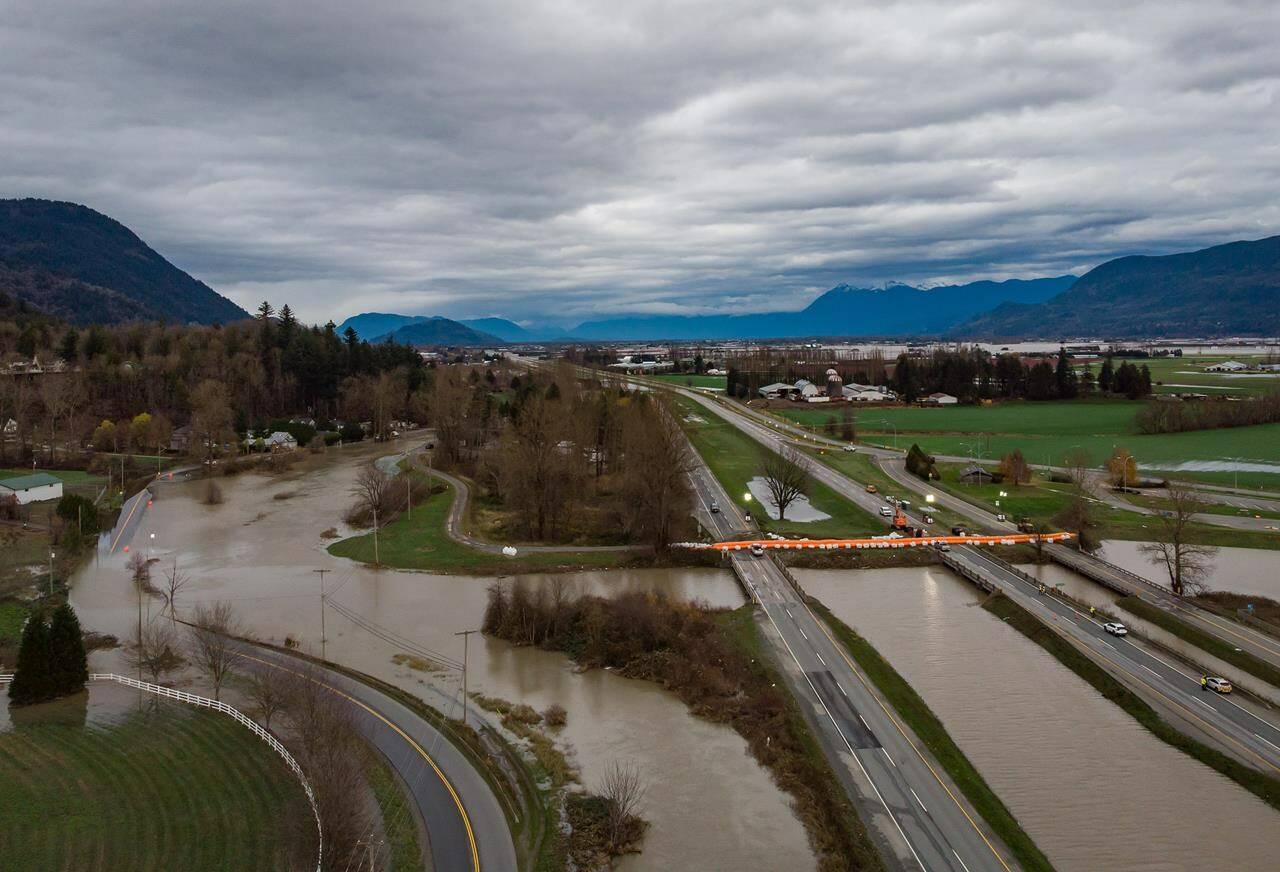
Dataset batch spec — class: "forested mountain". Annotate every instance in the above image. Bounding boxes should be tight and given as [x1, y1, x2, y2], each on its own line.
[379, 317, 502, 346]
[569, 276, 1076, 340]
[338, 312, 568, 343]
[956, 235, 1280, 338]
[0, 199, 249, 326]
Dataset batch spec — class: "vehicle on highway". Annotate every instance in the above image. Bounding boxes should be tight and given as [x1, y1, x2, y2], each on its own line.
[951, 525, 969, 536]
[709, 500, 720, 514]
[879, 506, 893, 517]
[744, 512, 752, 523]
[749, 543, 765, 557]
[865, 484, 878, 494]
[1203, 676, 1233, 694]
[995, 513, 1007, 522]
[1103, 622, 1129, 637]
[900, 499, 911, 508]
[923, 514, 934, 524]
[843, 444, 856, 452]
[934, 542, 951, 552]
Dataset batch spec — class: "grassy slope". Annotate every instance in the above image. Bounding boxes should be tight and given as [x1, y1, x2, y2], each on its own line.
[670, 395, 883, 537]
[808, 600, 1052, 872]
[328, 481, 626, 574]
[651, 374, 728, 389]
[0, 701, 309, 871]
[772, 400, 1280, 490]
[983, 594, 1280, 812]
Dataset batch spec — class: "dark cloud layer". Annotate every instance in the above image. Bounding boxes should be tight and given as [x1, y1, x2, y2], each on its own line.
[3, 1, 1278, 325]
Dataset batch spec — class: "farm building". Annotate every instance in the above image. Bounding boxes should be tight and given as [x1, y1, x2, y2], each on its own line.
[1205, 360, 1247, 372]
[957, 464, 994, 484]
[0, 472, 63, 505]
[922, 392, 959, 405]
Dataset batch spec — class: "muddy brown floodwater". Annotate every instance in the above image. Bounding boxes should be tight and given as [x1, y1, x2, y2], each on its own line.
[69, 447, 815, 872]
[1098, 539, 1280, 601]
[800, 566, 1280, 872]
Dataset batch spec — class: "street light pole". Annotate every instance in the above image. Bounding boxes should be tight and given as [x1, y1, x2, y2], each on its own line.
[48, 551, 55, 596]
[313, 568, 330, 661]
[455, 629, 478, 726]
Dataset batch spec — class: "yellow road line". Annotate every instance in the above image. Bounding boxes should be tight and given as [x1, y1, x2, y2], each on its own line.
[238, 651, 481, 872]
[806, 603, 1014, 872]
[109, 490, 146, 554]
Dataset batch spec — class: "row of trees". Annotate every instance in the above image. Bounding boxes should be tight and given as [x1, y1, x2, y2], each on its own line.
[7, 603, 89, 706]
[1136, 391, 1280, 434]
[0, 302, 428, 465]
[890, 348, 1153, 403]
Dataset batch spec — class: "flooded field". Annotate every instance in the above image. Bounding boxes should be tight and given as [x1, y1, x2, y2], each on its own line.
[800, 566, 1280, 872]
[1099, 540, 1280, 600]
[68, 447, 814, 872]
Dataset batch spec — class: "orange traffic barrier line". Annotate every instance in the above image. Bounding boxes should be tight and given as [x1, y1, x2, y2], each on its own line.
[709, 532, 1074, 551]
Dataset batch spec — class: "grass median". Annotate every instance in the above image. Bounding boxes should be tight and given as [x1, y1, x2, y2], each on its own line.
[808, 599, 1053, 872]
[328, 480, 629, 575]
[1118, 595, 1280, 688]
[984, 592, 1280, 811]
[669, 395, 883, 538]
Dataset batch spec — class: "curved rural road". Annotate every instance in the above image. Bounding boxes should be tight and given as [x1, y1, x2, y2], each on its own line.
[232, 642, 517, 872]
[385, 449, 635, 555]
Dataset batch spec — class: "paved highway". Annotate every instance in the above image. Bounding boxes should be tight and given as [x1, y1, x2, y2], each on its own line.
[672, 386, 1280, 771]
[688, 452, 1013, 872]
[235, 643, 517, 872]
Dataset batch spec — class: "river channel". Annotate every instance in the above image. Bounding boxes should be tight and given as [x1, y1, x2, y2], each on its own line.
[1098, 539, 1280, 600]
[799, 566, 1280, 872]
[68, 445, 814, 871]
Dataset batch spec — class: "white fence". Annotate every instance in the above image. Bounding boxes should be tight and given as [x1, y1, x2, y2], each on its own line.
[2, 672, 321, 871]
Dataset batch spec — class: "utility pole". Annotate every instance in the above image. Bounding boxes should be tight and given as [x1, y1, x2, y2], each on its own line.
[455, 629, 478, 726]
[406, 475, 412, 521]
[313, 568, 330, 661]
[372, 508, 380, 566]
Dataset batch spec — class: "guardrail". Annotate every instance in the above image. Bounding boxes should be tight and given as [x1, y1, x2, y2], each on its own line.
[1046, 545, 1169, 597]
[0, 672, 322, 871]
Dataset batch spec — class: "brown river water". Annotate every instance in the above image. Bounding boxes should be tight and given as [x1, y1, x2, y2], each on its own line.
[68, 446, 814, 872]
[1098, 539, 1280, 601]
[799, 566, 1280, 872]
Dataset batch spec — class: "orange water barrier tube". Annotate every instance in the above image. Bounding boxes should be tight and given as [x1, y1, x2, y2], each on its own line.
[707, 531, 1075, 552]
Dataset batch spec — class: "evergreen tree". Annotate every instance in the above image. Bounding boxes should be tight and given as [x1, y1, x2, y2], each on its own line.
[8, 614, 53, 706]
[47, 603, 88, 696]
[1140, 364, 1153, 397]
[1054, 348, 1078, 399]
[1098, 356, 1115, 393]
[58, 327, 79, 362]
[1025, 361, 1056, 400]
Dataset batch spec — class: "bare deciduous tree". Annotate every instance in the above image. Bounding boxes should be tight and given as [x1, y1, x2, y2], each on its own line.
[160, 559, 190, 627]
[618, 400, 694, 551]
[128, 619, 183, 684]
[599, 760, 648, 850]
[998, 449, 1031, 486]
[1138, 481, 1217, 597]
[759, 444, 811, 522]
[189, 601, 240, 700]
[247, 665, 288, 731]
[349, 463, 394, 527]
[1061, 447, 1093, 493]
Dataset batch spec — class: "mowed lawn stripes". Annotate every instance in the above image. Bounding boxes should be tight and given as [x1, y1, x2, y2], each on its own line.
[0, 699, 310, 871]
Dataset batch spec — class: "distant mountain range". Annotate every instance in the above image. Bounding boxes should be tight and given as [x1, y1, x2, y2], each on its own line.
[567, 277, 1077, 340]
[954, 235, 1280, 338]
[0, 198, 248, 325]
[336, 312, 568, 343]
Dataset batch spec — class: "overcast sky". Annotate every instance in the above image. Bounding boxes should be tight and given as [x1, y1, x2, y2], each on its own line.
[3, 1, 1278, 326]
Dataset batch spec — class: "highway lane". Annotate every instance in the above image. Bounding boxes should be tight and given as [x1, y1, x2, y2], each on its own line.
[946, 548, 1280, 774]
[688, 450, 1013, 872]
[234, 642, 517, 872]
[674, 386, 1280, 768]
[670, 385, 1280, 678]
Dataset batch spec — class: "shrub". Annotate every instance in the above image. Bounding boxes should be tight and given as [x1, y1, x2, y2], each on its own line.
[542, 703, 568, 727]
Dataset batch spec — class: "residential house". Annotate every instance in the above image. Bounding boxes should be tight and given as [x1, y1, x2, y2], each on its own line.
[957, 464, 994, 484]
[264, 431, 298, 452]
[169, 424, 193, 453]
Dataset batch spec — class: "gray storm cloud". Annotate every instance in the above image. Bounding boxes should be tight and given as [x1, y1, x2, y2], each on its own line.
[2, 0, 1278, 325]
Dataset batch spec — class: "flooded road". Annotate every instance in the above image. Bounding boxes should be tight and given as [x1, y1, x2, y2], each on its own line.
[800, 566, 1280, 872]
[1099, 540, 1280, 600]
[69, 447, 814, 872]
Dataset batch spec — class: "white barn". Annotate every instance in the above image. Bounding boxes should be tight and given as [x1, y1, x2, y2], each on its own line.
[0, 472, 63, 505]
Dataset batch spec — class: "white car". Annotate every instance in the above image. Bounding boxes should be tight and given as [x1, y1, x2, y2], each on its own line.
[749, 543, 765, 557]
[879, 506, 893, 517]
[995, 513, 1007, 522]
[709, 500, 720, 514]
[842, 444, 856, 452]
[1204, 676, 1233, 694]
[1103, 622, 1128, 637]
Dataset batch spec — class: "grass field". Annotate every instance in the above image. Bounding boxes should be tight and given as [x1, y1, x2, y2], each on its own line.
[328, 480, 627, 574]
[1142, 356, 1280, 397]
[652, 374, 727, 390]
[770, 400, 1280, 490]
[670, 396, 883, 537]
[0, 698, 310, 871]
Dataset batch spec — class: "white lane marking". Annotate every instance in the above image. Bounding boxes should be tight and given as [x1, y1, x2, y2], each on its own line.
[910, 787, 928, 813]
[954, 850, 973, 872]
[1141, 664, 1160, 676]
[799, 627, 809, 641]
[858, 713, 868, 728]
[882, 748, 896, 767]
[817, 652, 827, 667]
[839, 684, 849, 698]
[1196, 698, 1215, 710]
[1254, 733, 1280, 753]
[1101, 640, 1116, 650]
